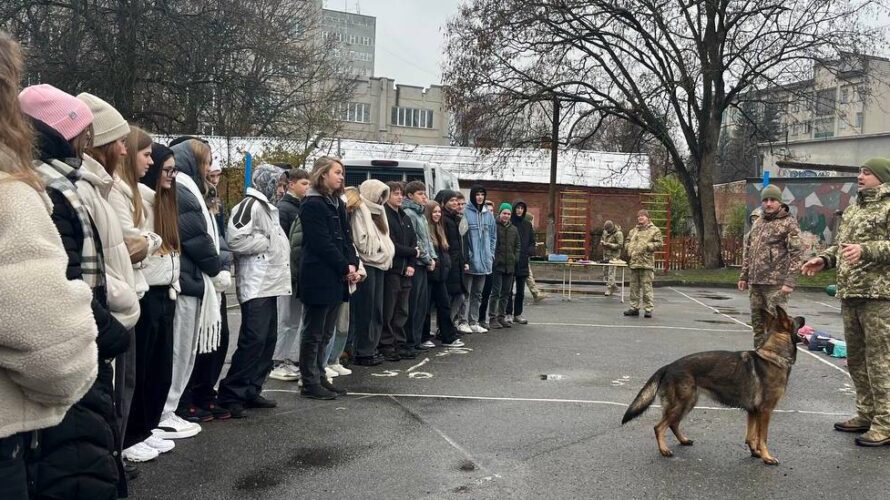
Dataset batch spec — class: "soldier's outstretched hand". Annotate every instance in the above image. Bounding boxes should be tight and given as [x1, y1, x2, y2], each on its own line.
[801, 257, 825, 276]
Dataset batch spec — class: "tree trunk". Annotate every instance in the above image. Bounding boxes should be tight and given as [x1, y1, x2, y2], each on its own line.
[696, 143, 724, 268]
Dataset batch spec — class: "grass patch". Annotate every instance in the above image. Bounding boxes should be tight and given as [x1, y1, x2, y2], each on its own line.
[660, 267, 837, 289]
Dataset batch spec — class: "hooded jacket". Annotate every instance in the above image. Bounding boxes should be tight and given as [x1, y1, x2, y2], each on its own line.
[354, 180, 395, 270]
[403, 197, 435, 266]
[278, 192, 301, 235]
[227, 164, 292, 302]
[464, 185, 497, 274]
[625, 221, 664, 270]
[171, 140, 221, 297]
[511, 200, 536, 277]
[108, 173, 163, 296]
[601, 224, 624, 261]
[494, 216, 521, 273]
[436, 190, 468, 295]
[300, 187, 360, 305]
[740, 205, 802, 287]
[385, 201, 419, 276]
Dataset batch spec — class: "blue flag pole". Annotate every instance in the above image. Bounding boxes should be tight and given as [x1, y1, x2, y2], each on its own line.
[762, 170, 770, 187]
[243, 152, 253, 190]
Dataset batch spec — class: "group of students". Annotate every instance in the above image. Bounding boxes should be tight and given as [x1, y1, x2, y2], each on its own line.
[0, 33, 546, 498]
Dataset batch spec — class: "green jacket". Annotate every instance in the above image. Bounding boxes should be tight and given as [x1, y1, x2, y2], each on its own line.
[625, 223, 663, 270]
[494, 220, 520, 273]
[818, 182, 890, 299]
[739, 206, 802, 288]
[289, 211, 304, 298]
[602, 226, 624, 260]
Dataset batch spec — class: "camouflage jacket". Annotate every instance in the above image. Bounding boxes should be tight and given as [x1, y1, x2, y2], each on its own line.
[602, 226, 624, 260]
[739, 206, 802, 288]
[818, 182, 890, 299]
[625, 223, 663, 269]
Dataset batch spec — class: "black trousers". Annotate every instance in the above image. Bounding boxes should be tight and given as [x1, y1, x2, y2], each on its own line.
[406, 270, 429, 349]
[353, 266, 385, 359]
[124, 287, 175, 448]
[425, 279, 458, 344]
[478, 274, 493, 322]
[0, 433, 28, 499]
[506, 275, 528, 317]
[299, 303, 340, 388]
[218, 296, 277, 405]
[381, 273, 412, 353]
[182, 293, 231, 408]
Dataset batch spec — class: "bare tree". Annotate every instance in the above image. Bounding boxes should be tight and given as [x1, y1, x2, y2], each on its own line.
[444, 0, 884, 267]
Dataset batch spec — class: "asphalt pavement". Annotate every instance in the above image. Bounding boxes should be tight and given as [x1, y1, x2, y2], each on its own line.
[131, 286, 888, 500]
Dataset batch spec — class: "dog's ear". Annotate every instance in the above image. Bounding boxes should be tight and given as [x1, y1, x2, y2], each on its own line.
[763, 307, 776, 332]
[793, 316, 806, 333]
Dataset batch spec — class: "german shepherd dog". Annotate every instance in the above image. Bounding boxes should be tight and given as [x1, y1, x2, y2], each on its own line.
[621, 307, 803, 465]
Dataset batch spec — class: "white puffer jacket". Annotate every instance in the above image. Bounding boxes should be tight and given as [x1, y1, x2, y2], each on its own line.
[77, 155, 140, 328]
[139, 185, 181, 296]
[108, 174, 162, 297]
[227, 187, 291, 302]
[0, 171, 98, 438]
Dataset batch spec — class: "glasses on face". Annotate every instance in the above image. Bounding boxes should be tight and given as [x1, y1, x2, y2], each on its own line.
[162, 167, 179, 177]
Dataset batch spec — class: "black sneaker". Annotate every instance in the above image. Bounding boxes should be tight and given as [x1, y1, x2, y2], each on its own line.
[644, 311, 653, 318]
[124, 462, 139, 481]
[415, 343, 431, 351]
[498, 318, 512, 328]
[353, 356, 383, 366]
[623, 309, 640, 316]
[245, 395, 277, 409]
[398, 349, 418, 360]
[220, 402, 248, 419]
[202, 402, 232, 420]
[383, 351, 401, 362]
[178, 404, 213, 423]
[321, 379, 347, 395]
[301, 386, 337, 400]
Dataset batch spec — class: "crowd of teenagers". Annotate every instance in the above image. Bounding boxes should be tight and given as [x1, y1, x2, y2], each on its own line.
[0, 33, 549, 499]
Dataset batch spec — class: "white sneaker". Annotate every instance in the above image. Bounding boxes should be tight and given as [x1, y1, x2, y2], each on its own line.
[324, 366, 339, 378]
[123, 442, 159, 462]
[505, 314, 514, 324]
[269, 363, 300, 381]
[144, 435, 175, 454]
[153, 413, 201, 439]
[329, 364, 352, 376]
[284, 361, 301, 378]
[470, 324, 488, 334]
[421, 340, 436, 348]
[457, 323, 473, 334]
[442, 339, 465, 347]
[514, 315, 528, 325]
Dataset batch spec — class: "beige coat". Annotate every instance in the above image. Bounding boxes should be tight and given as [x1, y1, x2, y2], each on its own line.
[108, 174, 162, 297]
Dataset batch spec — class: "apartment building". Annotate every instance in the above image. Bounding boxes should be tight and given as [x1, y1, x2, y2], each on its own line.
[322, 7, 376, 78]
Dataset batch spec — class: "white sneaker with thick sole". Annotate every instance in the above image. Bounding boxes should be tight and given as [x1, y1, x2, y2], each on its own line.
[152, 413, 201, 440]
[505, 314, 514, 324]
[329, 364, 352, 376]
[144, 435, 175, 453]
[470, 324, 488, 334]
[123, 442, 159, 462]
[324, 366, 339, 378]
[442, 339, 466, 347]
[514, 315, 528, 325]
[457, 323, 473, 334]
[421, 340, 436, 348]
[269, 363, 300, 381]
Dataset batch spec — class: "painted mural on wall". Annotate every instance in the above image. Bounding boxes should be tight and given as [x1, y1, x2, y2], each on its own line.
[746, 179, 858, 255]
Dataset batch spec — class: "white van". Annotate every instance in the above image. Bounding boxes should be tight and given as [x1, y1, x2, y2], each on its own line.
[339, 159, 460, 194]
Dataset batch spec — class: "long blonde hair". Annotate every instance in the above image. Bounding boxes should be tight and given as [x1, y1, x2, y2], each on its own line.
[0, 32, 39, 190]
[119, 126, 152, 226]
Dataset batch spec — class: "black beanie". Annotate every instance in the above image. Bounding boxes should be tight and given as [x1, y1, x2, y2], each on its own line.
[141, 143, 174, 191]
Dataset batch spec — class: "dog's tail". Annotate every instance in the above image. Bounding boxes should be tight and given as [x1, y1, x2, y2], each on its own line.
[621, 367, 666, 425]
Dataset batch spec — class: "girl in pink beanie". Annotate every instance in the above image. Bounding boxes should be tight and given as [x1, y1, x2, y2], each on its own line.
[18, 84, 93, 143]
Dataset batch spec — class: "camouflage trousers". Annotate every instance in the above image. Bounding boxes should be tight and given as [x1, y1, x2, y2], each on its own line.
[749, 285, 789, 349]
[527, 267, 545, 299]
[843, 298, 890, 433]
[629, 269, 654, 312]
[603, 263, 617, 291]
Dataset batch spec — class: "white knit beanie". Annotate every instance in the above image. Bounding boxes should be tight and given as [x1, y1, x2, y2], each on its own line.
[76, 93, 130, 147]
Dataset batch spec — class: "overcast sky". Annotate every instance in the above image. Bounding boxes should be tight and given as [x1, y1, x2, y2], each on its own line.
[324, 0, 459, 87]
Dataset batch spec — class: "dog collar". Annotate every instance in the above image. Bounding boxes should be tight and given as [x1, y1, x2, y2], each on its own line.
[754, 349, 794, 369]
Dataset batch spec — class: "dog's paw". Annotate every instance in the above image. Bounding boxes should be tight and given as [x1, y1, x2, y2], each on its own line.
[761, 456, 779, 465]
[679, 439, 694, 446]
[659, 448, 673, 457]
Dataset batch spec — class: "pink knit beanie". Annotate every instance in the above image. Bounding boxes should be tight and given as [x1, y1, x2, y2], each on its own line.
[18, 84, 94, 141]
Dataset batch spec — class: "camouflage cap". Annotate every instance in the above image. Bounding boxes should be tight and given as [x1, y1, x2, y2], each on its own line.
[862, 157, 890, 184]
[761, 184, 782, 201]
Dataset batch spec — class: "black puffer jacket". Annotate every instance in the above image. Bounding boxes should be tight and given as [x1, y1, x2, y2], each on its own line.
[512, 200, 535, 277]
[171, 140, 222, 297]
[278, 193, 301, 235]
[32, 119, 129, 499]
[440, 202, 468, 294]
[300, 189, 359, 305]
[385, 203, 418, 276]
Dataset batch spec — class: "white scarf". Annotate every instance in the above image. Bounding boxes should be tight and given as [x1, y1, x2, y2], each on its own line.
[176, 174, 222, 353]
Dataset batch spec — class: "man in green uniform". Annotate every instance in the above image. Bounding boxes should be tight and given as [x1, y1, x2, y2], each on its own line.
[738, 184, 802, 348]
[624, 209, 663, 318]
[803, 158, 890, 446]
[601, 220, 624, 296]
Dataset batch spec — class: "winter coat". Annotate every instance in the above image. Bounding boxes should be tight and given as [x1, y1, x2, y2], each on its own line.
[354, 180, 395, 270]
[289, 201, 304, 298]
[300, 188, 359, 305]
[0, 169, 97, 439]
[228, 187, 292, 302]
[818, 182, 890, 299]
[108, 175, 163, 297]
[602, 226, 624, 260]
[171, 142, 221, 297]
[138, 186, 181, 294]
[30, 120, 129, 499]
[511, 201, 535, 277]
[428, 236, 452, 283]
[278, 192, 301, 235]
[385, 203, 419, 276]
[625, 222, 663, 270]
[739, 205, 802, 288]
[494, 219, 521, 273]
[403, 198, 435, 265]
[464, 188, 497, 275]
[442, 207, 468, 295]
[78, 154, 141, 329]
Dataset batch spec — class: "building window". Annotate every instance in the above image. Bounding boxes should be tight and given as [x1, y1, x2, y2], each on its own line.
[336, 102, 371, 123]
[855, 112, 863, 128]
[814, 88, 836, 117]
[813, 116, 834, 139]
[391, 107, 434, 128]
[840, 87, 850, 104]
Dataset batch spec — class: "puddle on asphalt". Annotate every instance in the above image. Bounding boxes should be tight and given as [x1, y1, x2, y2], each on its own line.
[696, 294, 732, 300]
[540, 374, 565, 381]
[695, 319, 733, 325]
[458, 459, 478, 472]
[235, 447, 350, 491]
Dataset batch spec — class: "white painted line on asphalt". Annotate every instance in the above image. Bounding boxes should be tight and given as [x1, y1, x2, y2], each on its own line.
[816, 301, 842, 311]
[669, 287, 851, 379]
[531, 322, 750, 333]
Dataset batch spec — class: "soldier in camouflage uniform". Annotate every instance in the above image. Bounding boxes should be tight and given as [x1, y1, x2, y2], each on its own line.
[624, 210, 663, 318]
[803, 158, 890, 446]
[738, 184, 802, 348]
[601, 220, 624, 296]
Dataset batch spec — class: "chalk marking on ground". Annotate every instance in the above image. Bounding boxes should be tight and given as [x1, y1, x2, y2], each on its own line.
[669, 287, 851, 378]
[531, 322, 749, 333]
[407, 358, 430, 372]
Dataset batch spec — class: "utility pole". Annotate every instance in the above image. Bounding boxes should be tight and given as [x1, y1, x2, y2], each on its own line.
[546, 95, 559, 254]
